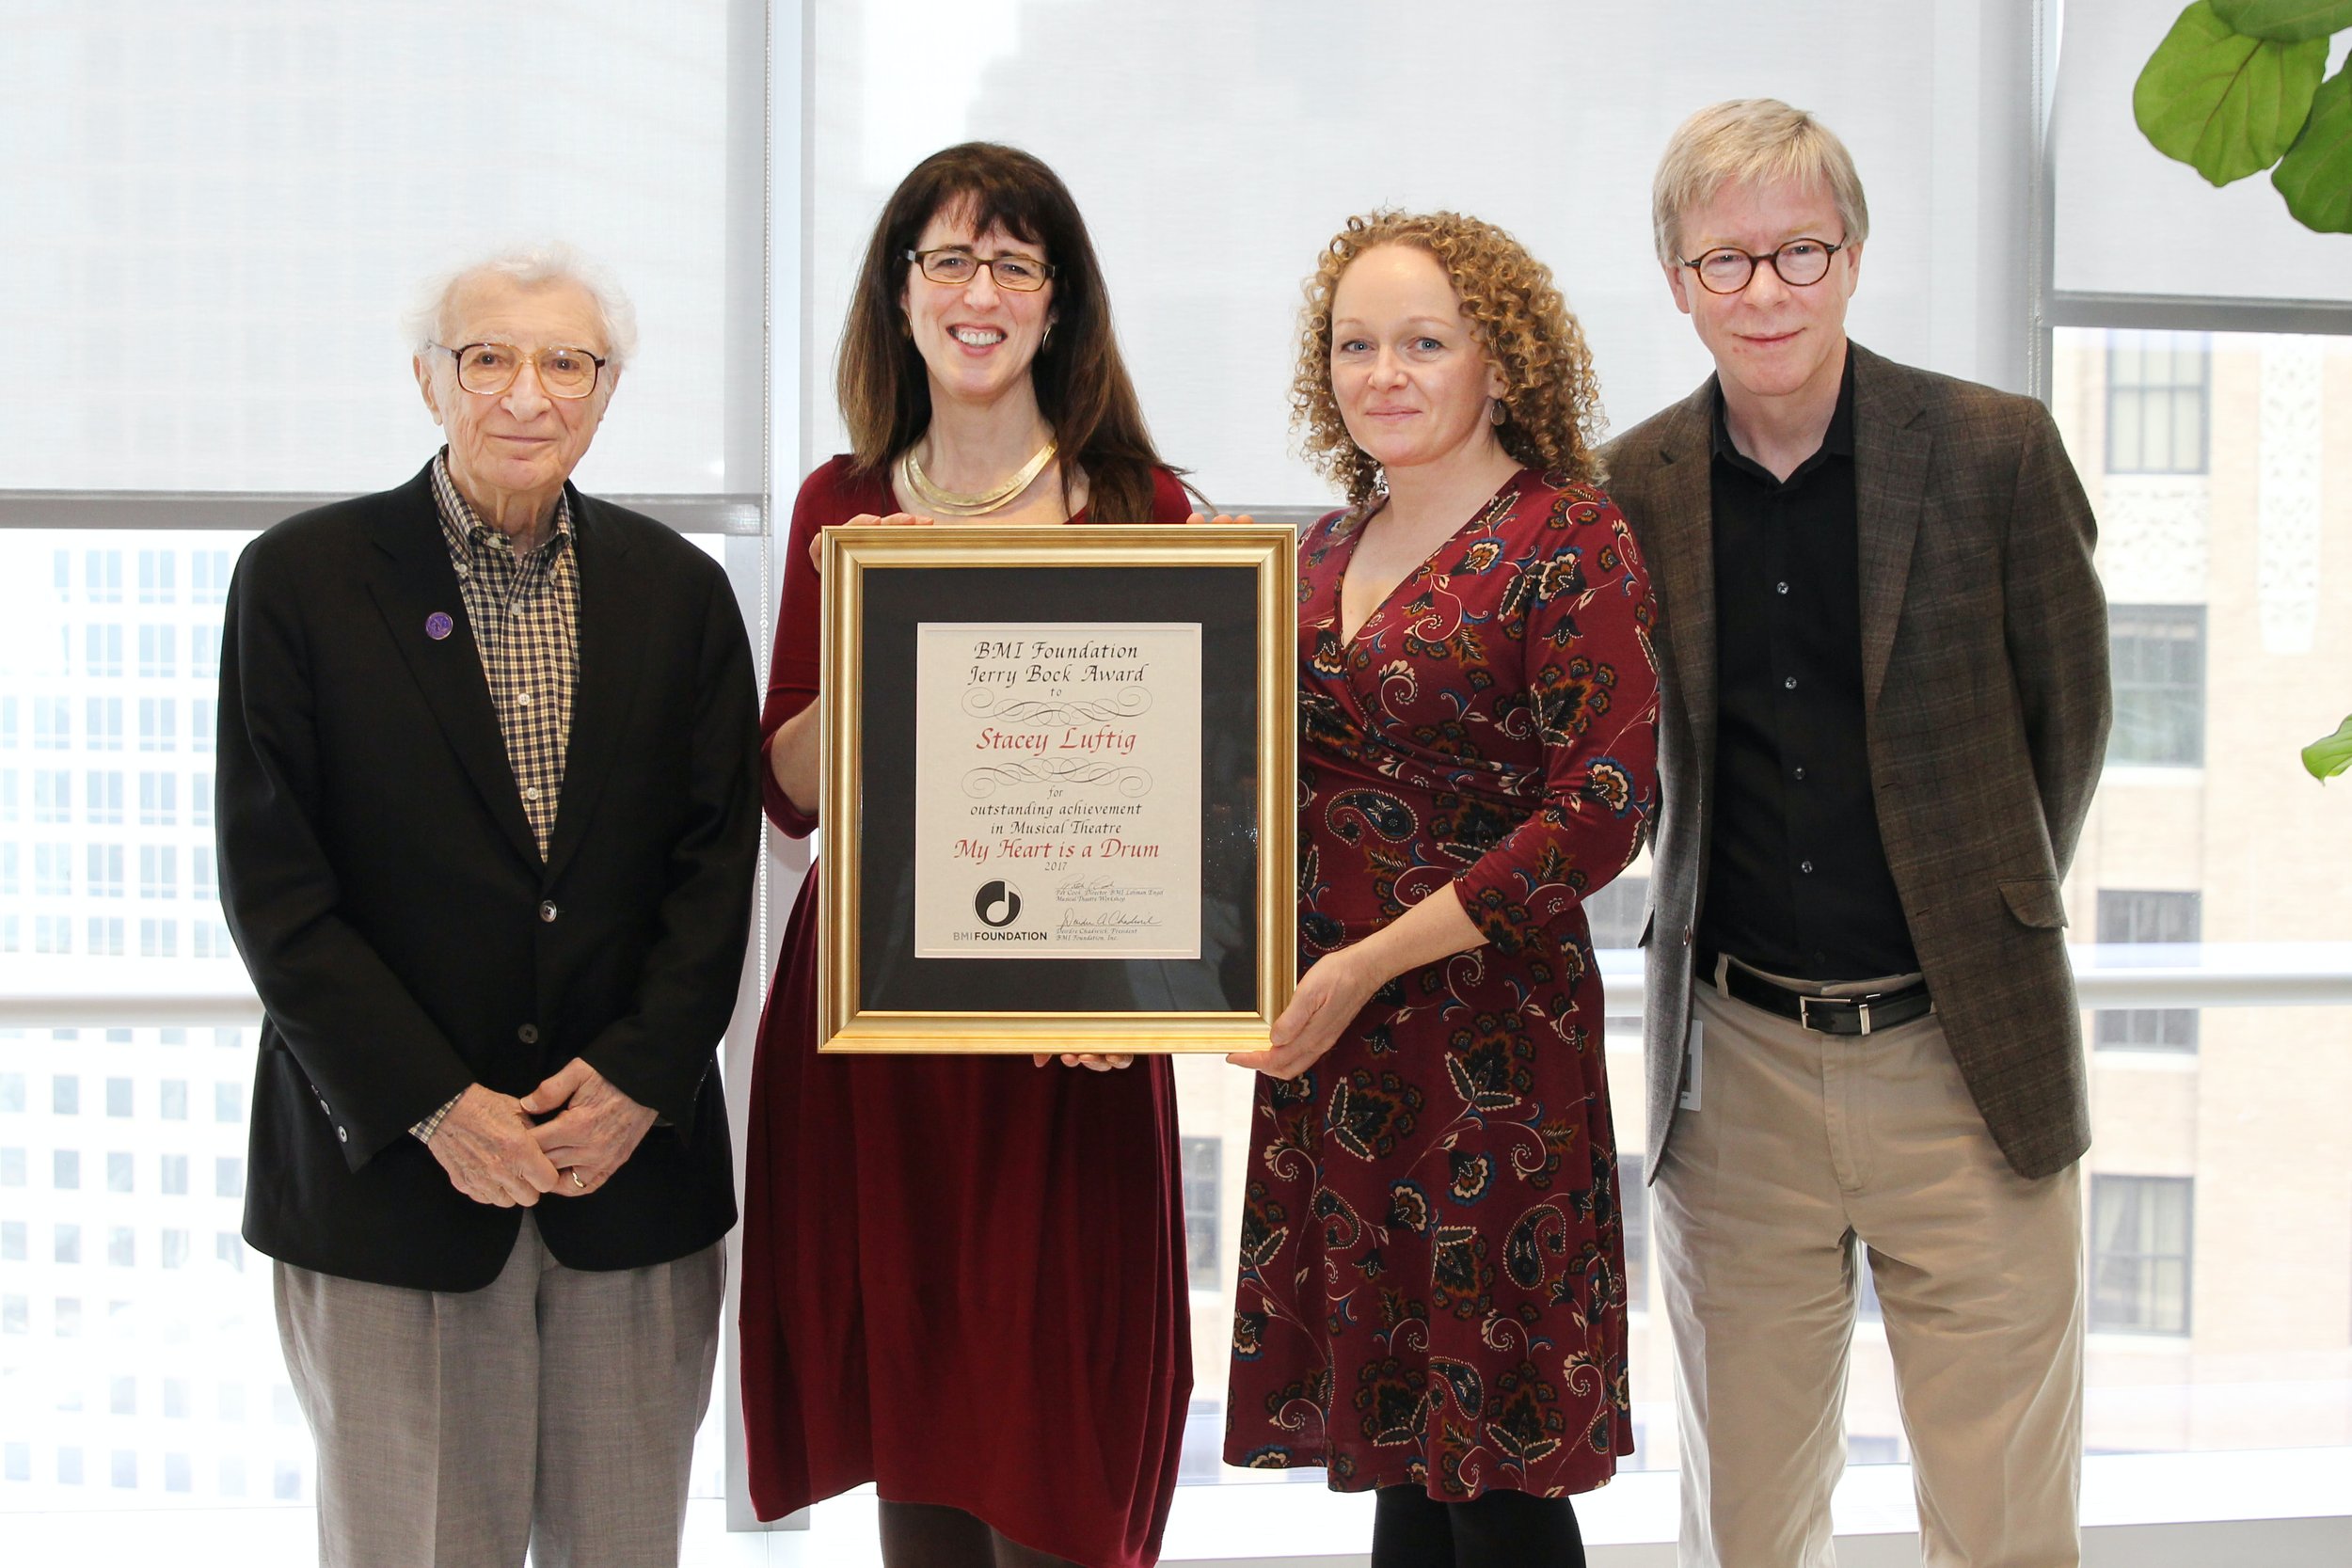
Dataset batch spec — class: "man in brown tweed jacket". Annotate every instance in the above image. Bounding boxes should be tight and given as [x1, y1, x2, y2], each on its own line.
[1601, 102, 2109, 1567]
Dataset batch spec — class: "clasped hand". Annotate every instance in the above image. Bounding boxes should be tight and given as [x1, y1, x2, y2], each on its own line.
[425, 1061, 656, 1206]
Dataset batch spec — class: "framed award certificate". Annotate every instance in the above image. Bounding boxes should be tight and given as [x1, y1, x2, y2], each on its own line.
[815, 524, 1296, 1053]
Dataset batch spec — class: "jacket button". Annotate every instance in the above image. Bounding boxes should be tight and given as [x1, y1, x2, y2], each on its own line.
[517, 1023, 540, 1044]
[1682, 926, 1694, 945]
[539, 900, 558, 923]
[336, 1126, 348, 1143]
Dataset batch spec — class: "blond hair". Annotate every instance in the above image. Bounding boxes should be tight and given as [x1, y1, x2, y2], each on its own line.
[1651, 99, 1869, 268]
[1293, 211, 1602, 508]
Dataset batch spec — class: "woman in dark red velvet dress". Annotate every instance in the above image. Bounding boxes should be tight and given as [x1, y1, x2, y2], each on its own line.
[739, 144, 1193, 1568]
[1222, 213, 1660, 1567]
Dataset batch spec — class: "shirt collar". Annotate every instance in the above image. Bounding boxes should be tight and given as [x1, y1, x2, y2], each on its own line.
[429, 448, 573, 561]
[1708, 349, 1857, 480]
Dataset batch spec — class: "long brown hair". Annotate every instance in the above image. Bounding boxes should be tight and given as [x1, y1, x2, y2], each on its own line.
[837, 142, 1173, 523]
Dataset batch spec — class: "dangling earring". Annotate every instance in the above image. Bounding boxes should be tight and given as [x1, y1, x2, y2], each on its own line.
[1489, 397, 1507, 426]
[1042, 321, 1056, 350]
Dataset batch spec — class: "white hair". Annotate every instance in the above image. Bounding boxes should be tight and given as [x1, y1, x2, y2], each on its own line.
[402, 243, 639, 369]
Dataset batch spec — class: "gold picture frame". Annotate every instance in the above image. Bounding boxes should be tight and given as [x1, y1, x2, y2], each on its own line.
[817, 524, 1297, 1053]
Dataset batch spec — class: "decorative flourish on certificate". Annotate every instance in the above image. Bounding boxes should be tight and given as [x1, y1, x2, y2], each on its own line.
[959, 689, 1153, 723]
[962, 758, 1154, 798]
[914, 623, 1203, 959]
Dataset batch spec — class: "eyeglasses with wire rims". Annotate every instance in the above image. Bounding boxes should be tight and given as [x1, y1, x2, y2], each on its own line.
[430, 341, 610, 398]
[904, 246, 1057, 293]
[1678, 237, 1847, 295]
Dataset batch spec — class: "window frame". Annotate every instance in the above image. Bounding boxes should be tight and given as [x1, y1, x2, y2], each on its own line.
[2106, 604, 2207, 769]
[2092, 889, 2201, 1053]
[2104, 328, 2211, 475]
[2089, 1173, 2196, 1338]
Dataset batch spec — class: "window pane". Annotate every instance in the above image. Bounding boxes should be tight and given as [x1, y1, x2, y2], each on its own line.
[2090, 1176, 2194, 1336]
[1584, 874, 1650, 952]
[2107, 387, 2143, 471]
[2104, 332, 2209, 476]
[0, 7, 747, 494]
[2056, 326, 2347, 1455]
[2054, 2, 2347, 303]
[2106, 606, 2205, 767]
[2171, 391, 2203, 474]
[0, 1026, 303, 1511]
[1180, 1135, 1221, 1291]
[1617, 1153, 1649, 1310]
[812, 2, 2035, 509]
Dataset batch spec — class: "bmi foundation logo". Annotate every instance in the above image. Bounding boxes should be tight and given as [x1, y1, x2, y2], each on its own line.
[974, 879, 1023, 928]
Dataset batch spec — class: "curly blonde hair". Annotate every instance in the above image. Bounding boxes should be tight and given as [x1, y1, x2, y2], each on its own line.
[1293, 210, 1603, 508]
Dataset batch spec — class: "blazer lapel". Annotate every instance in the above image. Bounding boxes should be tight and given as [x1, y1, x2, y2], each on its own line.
[363, 467, 543, 868]
[1644, 380, 1724, 789]
[1850, 344, 1931, 715]
[543, 490, 645, 882]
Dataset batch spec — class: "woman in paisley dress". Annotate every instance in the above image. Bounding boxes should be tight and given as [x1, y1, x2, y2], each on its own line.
[1223, 212, 1660, 1566]
[739, 144, 1193, 1568]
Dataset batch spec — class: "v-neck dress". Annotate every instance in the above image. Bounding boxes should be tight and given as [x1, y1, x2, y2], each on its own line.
[1223, 467, 1660, 1500]
[739, 456, 1194, 1568]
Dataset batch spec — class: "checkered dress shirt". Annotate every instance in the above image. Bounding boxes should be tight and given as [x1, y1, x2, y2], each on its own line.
[429, 450, 579, 859]
[411, 450, 580, 1145]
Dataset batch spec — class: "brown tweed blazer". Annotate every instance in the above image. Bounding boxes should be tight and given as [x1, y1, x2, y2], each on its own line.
[1599, 342, 2109, 1181]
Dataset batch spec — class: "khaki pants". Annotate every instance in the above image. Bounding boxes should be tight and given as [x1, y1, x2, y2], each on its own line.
[275, 1213, 723, 1568]
[1655, 969, 2083, 1568]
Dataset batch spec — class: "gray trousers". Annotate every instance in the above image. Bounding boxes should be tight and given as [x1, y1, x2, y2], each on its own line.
[275, 1213, 724, 1568]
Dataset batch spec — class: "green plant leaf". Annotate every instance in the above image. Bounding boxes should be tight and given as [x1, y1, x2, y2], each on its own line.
[2273, 62, 2352, 229]
[2135, 1, 2330, 184]
[2302, 714, 2352, 781]
[2210, 0, 2352, 42]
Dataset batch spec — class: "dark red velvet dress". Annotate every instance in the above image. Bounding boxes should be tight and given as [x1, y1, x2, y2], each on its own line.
[1223, 469, 1659, 1500]
[739, 457, 1195, 1568]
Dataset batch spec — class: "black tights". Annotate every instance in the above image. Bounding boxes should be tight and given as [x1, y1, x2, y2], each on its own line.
[1370, 1484, 1587, 1568]
[876, 1498, 1083, 1568]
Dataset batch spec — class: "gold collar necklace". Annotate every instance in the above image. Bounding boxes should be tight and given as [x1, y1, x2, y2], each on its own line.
[896, 438, 1057, 516]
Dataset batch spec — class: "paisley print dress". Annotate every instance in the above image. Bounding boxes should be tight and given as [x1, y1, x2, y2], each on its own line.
[1223, 467, 1660, 1500]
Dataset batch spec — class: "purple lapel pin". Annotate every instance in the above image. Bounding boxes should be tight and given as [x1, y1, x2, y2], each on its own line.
[425, 611, 454, 641]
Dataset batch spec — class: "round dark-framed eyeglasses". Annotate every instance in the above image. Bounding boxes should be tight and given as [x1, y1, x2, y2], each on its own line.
[430, 341, 610, 399]
[904, 246, 1057, 293]
[1679, 237, 1846, 295]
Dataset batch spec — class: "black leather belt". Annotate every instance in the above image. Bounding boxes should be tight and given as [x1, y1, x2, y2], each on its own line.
[1705, 957, 1932, 1037]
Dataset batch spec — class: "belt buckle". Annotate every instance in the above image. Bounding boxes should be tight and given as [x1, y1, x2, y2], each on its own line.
[1797, 993, 1871, 1037]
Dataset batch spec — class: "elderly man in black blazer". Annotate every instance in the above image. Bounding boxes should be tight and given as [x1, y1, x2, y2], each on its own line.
[216, 245, 759, 1567]
[1602, 103, 2109, 1568]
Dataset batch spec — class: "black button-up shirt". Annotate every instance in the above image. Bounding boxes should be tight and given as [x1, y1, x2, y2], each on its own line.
[1696, 359, 1918, 981]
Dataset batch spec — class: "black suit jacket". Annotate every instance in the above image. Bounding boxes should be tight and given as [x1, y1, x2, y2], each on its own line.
[1602, 344, 2110, 1181]
[217, 462, 760, 1291]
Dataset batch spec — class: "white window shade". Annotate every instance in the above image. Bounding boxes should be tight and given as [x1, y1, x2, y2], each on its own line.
[808, 0, 2046, 509]
[2051, 0, 2352, 320]
[0, 2, 749, 495]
